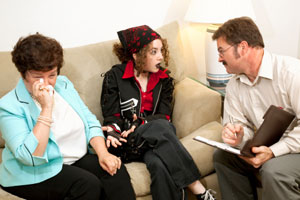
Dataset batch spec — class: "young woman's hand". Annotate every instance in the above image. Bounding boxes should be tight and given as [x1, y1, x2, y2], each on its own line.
[106, 135, 127, 148]
[102, 126, 127, 148]
[121, 126, 136, 138]
[121, 114, 143, 138]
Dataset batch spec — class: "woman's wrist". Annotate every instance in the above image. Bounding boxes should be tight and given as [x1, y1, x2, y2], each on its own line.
[40, 106, 53, 116]
[90, 136, 109, 156]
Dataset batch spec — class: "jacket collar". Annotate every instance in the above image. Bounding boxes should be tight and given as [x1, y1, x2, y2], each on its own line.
[122, 60, 169, 91]
[122, 60, 169, 79]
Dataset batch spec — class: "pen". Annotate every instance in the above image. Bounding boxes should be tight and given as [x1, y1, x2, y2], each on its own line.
[229, 115, 237, 139]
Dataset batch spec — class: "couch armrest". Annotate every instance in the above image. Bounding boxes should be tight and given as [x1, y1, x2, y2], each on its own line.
[172, 77, 222, 139]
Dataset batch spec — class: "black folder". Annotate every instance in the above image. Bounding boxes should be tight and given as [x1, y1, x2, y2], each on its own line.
[240, 105, 295, 157]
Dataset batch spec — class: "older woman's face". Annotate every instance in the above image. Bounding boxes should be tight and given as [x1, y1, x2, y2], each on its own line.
[23, 67, 58, 94]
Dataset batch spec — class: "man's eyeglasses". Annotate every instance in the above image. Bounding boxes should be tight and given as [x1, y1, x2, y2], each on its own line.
[218, 45, 234, 57]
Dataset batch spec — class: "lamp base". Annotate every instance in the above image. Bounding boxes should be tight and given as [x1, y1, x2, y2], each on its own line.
[205, 24, 232, 93]
[206, 73, 232, 93]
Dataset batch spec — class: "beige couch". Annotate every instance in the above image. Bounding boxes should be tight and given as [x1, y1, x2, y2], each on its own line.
[0, 21, 223, 200]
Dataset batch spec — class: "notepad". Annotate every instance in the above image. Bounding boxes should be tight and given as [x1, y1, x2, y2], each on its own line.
[193, 136, 241, 155]
[194, 105, 295, 157]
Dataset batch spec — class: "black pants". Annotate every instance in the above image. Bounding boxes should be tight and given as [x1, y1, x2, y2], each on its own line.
[111, 119, 201, 200]
[2, 154, 135, 200]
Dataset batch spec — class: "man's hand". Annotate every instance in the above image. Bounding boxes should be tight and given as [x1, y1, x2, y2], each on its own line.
[98, 152, 121, 176]
[222, 123, 244, 146]
[240, 146, 274, 168]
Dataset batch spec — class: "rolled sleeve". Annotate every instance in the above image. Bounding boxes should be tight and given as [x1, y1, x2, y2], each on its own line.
[22, 131, 39, 153]
[270, 141, 290, 157]
[18, 131, 49, 166]
[270, 127, 300, 157]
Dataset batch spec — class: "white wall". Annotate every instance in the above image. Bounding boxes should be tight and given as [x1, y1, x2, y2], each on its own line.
[253, 0, 300, 58]
[0, 0, 172, 51]
[1, 0, 299, 79]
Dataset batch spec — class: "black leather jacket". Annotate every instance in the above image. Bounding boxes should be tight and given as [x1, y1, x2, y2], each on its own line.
[101, 63, 174, 131]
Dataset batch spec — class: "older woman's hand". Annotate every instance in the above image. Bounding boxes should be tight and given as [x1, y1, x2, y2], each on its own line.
[32, 80, 54, 110]
[99, 152, 121, 176]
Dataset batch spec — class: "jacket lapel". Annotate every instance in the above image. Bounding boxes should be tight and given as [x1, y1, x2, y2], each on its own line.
[15, 79, 58, 141]
[15, 79, 40, 127]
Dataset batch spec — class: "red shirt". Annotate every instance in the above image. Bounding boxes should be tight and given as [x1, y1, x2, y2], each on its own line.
[115, 60, 170, 120]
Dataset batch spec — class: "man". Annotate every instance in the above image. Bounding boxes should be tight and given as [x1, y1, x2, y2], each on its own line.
[212, 17, 300, 200]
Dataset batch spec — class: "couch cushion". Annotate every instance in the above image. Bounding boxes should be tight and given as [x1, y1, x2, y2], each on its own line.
[0, 189, 24, 200]
[173, 78, 222, 139]
[156, 21, 186, 82]
[180, 121, 223, 177]
[0, 52, 21, 99]
[125, 162, 151, 197]
[61, 39, 118, 122]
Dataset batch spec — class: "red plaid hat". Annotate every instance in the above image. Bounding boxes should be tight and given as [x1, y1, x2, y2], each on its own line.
[117, 25, 161, 54]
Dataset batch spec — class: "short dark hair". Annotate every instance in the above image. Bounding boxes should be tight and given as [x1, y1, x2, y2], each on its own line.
[212, 17, 264, 48]
[11, 33, 64, 78]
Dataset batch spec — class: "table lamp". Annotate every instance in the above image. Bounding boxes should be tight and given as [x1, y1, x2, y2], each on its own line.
[185, 0, 256, 92]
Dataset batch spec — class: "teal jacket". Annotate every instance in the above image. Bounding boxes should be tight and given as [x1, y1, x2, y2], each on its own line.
[0, 76, 104, 187]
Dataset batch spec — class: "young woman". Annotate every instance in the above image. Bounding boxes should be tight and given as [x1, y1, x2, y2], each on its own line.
[101, 25, 216, 200]
[0, 33, 135, 200]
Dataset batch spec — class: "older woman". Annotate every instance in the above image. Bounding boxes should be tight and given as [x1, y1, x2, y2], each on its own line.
[0, 34, 135, 200]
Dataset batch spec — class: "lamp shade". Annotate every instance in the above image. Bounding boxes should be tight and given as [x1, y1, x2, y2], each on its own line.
[185, 0, 256, 24]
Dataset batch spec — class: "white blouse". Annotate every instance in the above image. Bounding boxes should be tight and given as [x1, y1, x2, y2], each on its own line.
[34, 91, 87, 165]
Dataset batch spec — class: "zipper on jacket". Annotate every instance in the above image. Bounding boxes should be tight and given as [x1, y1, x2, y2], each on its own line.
[152, 84, 162, 115]
[134, 82, 142, 117]
[181, 188, 185, 200]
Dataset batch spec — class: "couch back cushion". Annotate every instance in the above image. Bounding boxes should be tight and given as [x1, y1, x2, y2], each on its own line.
[0, 52, 20, 149]
[0, 51, 21, 100]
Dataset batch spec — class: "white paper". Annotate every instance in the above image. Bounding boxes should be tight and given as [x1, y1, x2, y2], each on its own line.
[193, 136, 241, 155]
